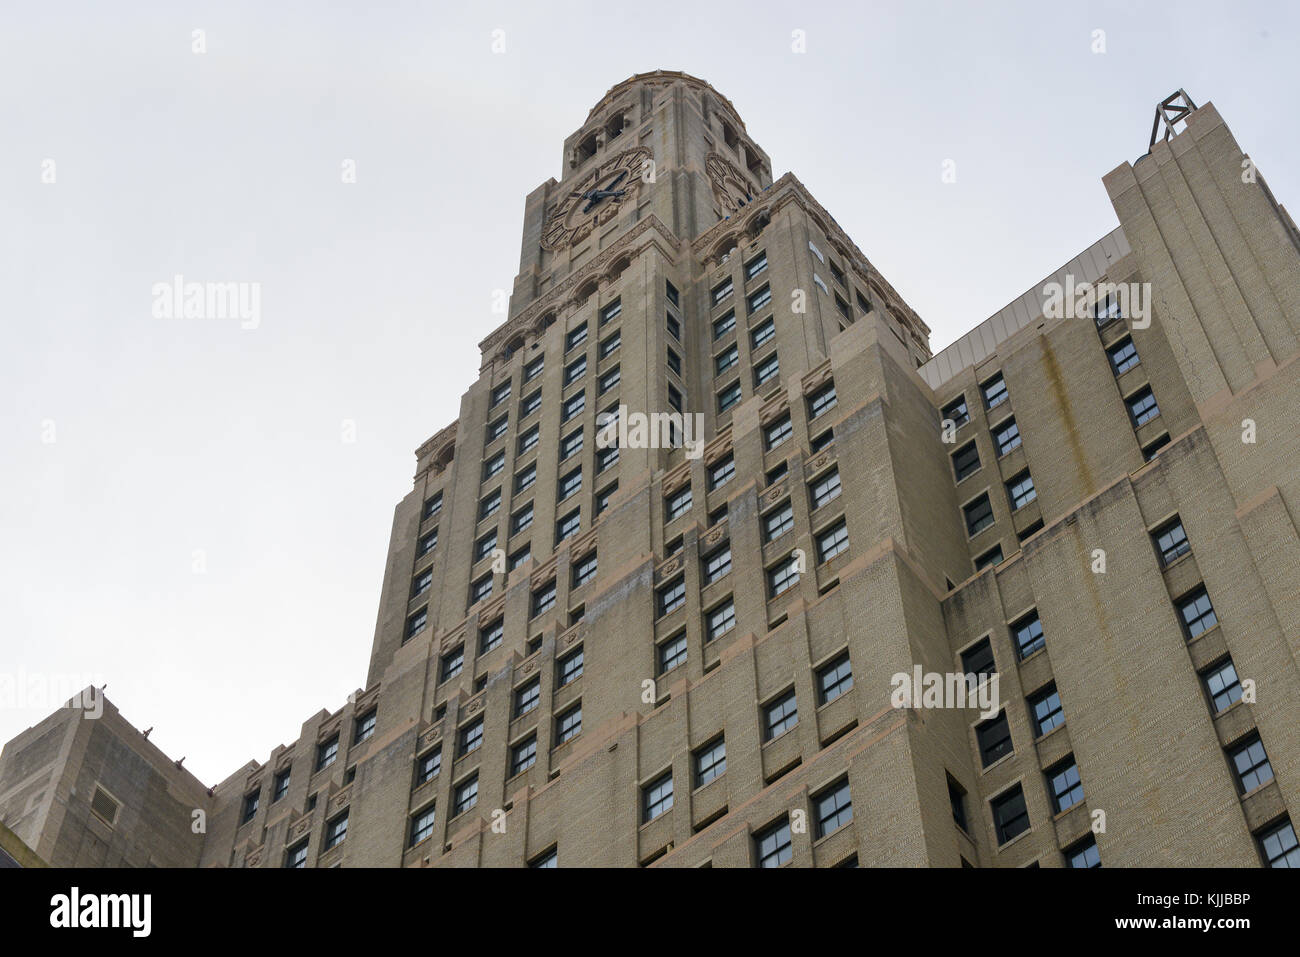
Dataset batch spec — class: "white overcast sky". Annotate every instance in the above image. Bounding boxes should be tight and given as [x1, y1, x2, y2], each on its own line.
[2, 1, 1297, 785]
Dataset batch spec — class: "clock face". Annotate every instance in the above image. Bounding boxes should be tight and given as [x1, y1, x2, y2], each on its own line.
[706, 152, 757, 216]
[542, 146, 652, 251]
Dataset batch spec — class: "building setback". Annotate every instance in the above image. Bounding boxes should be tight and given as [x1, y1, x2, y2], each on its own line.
[3, 72, 1299, 868]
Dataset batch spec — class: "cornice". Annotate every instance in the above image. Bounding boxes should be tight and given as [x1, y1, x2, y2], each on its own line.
[585, 70, 747, 132]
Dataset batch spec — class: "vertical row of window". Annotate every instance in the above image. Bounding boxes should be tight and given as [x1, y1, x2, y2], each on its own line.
[1095, 297, 1169, 460]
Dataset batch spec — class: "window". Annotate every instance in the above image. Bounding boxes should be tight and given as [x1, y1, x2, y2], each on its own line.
[530, 846, 558, 868]
[750, 506, 793, 551]
[485, 415, 508, 443]
[712, 277, 734, 305]
[715, 344, 739, 375]
[325, 810, 348, 849]
[764, 689, 798, 740]
[599, 330, 621, 358]
[1126, 386, 1160, 427]
[596, 482, 617, 516]
[597, 445, 619, 473]
[453, 775, 479, 816]
[642, 771, 674, 822]
[599, 298, 621, 326]
[952, 442, 980, 481]
[667, 348, 681, 376]
[409, 805, 436, 846]
[509, 466, 536, 497]
[316, 735, 339, 771]
[1006, 471, 1037, 510]
[511, 503, 534, 535]
[667, 384, 683, 413]
[949, 777, 968, 831]
[975, 545, 1003, 570]
[506, 735, 537, 777]
[942, 395, 969, 429]
[556, 508, 581, 542]
[835, 295, 851, 320]
[1029, 683, 1065, 737]
[518, 425, 540, 455]
[560, 429, 583, 460]
[555, 703, 582, 744]
[558, 467, 582, 502]
[665, 486, 692, 521]
[285, 840, 308, 869]
[273, 768, 290, 803]
[1203, 659, 1244, 714]
[963, 494, 994, 536]
[507, 679, 540, 721]
[562, 391, 585, 423]
[570, 551, 598, 589]
[754, 353, 780, 386]
[768, 555, 801, 598]
[765, 414, 792, 450]
[241, 789, 260, 825]
[962, 639, 996, 681]
[423, 492, 443, 520]
[808, 239, 825, 262]
[558, 647, 584, 686]
[417, 528, 438, 557]
[1143, 434, 1171, 461]
[406, 607, 429, 640]
[813, 273, 829, 294]
[354, 709, 376, 744]
[713, 309, 736, 340]
[474, 619, 503, 657]
[991, 785, 1030, 845]
[751, 316, 776, 349]
[1259, 818, 1300, 868]
[1108, 337, 1140, 375]
[1095, 294, 1123, 326]
[666, 280, 679, 307]
[469, 574, 493, 605]
[518, 389, 542, 419]
[657, 577, 686, 616]
[755, 818, 792, 868]
[808, 382, 837, 418]
[1065, 834, 1101, 868]
[657, 631, 688, 675]
[745, 250, 768, 279]
[565, 324, 587, 352]
[706, 598, 736, 641]
[817, 652, 853, 704]
[415, 748, 441, 785]
[456, 717, 484, 757]
[817, 520, 850, 563]
[490, 381, 511, 408]
[766, 461, 788, 484]
[1153, 517, 1190, 566]
[1229, 735, 1274, 793]
[694, 737, 726, 787]
[708, 455, 735, 490]
[532, 580, 557, 617]
[814, 779, 852, 838]
[695, 544, 730, 586]
[1047, 757, 1085, 812]
[717, 382, 742, 412]
[479, 489, 501, 521]
[524, 356, 544, 382]
[992, 418, 1021, 456]
[440, 645, 464, 682]
[1017, 520, 1044, 542]
[982, 373, 1008, 410]
[809, 468, 842, 509]
[599, 365, 620, 395]
[1012, 610, 1045, 659]
[475, 530, 498, 562]
[977, 711, 1013, 767]
[809, 428, 834, 453]
[564, 354, 587, 385]
[856, 289, 872, 314]
[408, 568, 435, 602]
[1177, 587, 1218, 639]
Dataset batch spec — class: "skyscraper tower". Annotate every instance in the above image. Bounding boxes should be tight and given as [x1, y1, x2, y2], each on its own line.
[3, 72, 1299, 869]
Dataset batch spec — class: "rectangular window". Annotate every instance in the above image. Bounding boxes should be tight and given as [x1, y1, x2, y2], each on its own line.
[1012, 610, 1045, 659]
[482, 451, 505, 482]
[560, 429, 583, 460]
[599, 365, 621, 395]
[325, 810, 348, 849]
[518, 425, 540, 455]
[532, 580, 557, 617]
[705, 598, 736, 641]
[767, 555, 800, 598]
[754, 353, 780, 386]
[717, 382, 742, 413]
[809, 468, 842, 509]
[1047, 757, 1085, 812]
[510, 735, 538, 776]
[992, 418, 1021, 456]
[656, 631, 687, 675]
[1006, 471, 1037, 510]
[657, 577, 686, 617]
[712, 277, 734, 305]
[1259, 818, 1300, 868]
[751, 317, 776, 349]
[562, 391, 585, 423]
[1126, 386, 1160, 427]
[558, 466, 582, 501]
[474, 530, 498, 562]
[817, 652, 853, 704]
[962, 639, 996, 681]
[354, 709, 376, 744]
[565, 324, 587, 352]
[409, 805, 437, 846]
[808, 382, 837, 418]
[596, 482, 617, 515]
[942, 395, 969, 429]
[1202, 659, 1243, 714]
[241, 789, 260, 825]
[1143, 434, 1171, 461]
[991, 784, 1029, 845]
[665, 486, 692, 521]
[564, 354, 587, 385]
[975, 545, 1003, 570]
[817, 520, 850, 563]
[982, 373, 1008, 410]
[490, 381, 511, 408]
[1177, 586, 1218, 639]
[415, 747, 441, 785]
[1066, 834, 1101, 868]
[273, 768, 291, 803]
[469, 574, 492, 605]
[511, 502, 534, 535]
[810, 428, 834, 453]
[485, 415, 508, 443]
[524, 356, 544, 382]
[597, 445, 619, 473]
[285, 840, 308, 868]
[453, 775, 479, 816]
[808, 239, 825, 262]
[457, 717, 483, 757]
[556, 508, 581, 542]
[1108, 337, 1140, 375]
[708, 455, 735, 490]
[508, 679, 540, 721]
[514, 464, 537, 495]
[479, 489, 502, 521]
[423, 492, 443, 520]
[667, 348, 681, 376]
[745, 250, 768, 279]
[1153, 517, 1190, 566]
[715, 344, 739, 375]
[440, 645, 464, 682]
[949, 777, 968, 831]
[814, 778, 852, 838]
[665, 280, 679, 306]
[1095, 295, 1123, 326]
[1029, 683, 1065, 737]
[477, 618, 504, 655]
[703, 543, 732, 585]
[599, 331, 622, 358]
[755, 817, 792, 868]
[763, 500, 794, 542]
[713, 309, 736, 340]
[764, 689, 798, 740]
[963, 494, 994, 536]
[316, 735, 339, 771]
[977, 711, 1014, 767]
[520, 389, 541, 418]
[555, 703, 583, 744]
[695, 737, 726, 787]
[764, 414, 792, 450]
[599, 298, 621, 325]
[417, 528, 438, 557]
[1228, 735, 1274, 794]
[558, 647, 584, 686]
[953, 442, 980, 481]
[666, 313, 680, 341]
[406, 607, 429, 641]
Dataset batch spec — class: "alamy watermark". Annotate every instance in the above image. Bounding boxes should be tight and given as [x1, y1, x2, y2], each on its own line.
[151, 274, 261, 330]
[891, 665, 1000, 719]
[596, 404, 706, 459]
[1042, 276, 1151, 329]
[0, 670, 104, 718]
